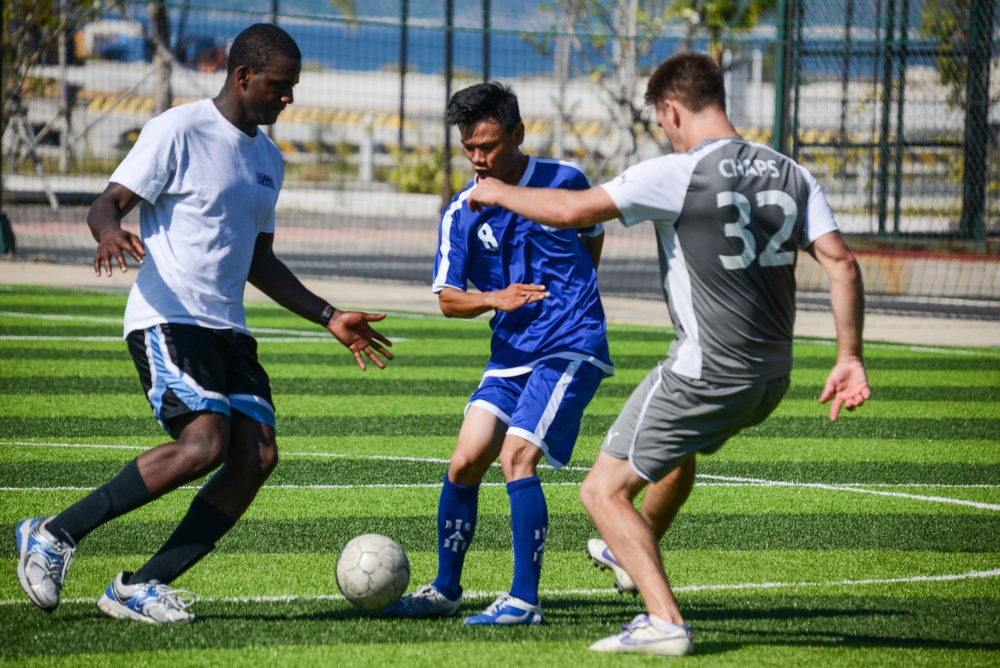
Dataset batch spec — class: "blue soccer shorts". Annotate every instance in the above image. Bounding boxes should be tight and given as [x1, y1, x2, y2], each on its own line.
[126, 323, 276, 435]
[467, 357, 605, 469]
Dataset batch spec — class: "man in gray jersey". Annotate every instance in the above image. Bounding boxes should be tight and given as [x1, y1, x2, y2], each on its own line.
[467, 51, 870, 656]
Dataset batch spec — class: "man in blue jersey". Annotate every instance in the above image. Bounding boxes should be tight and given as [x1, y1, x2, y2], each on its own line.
[383, 82, 614, 625]
[468, 53, 870, 654]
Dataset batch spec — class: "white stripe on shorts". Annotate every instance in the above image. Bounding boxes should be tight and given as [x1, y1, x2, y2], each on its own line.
[507, 359, 581, 469]
[154, 325, 229, 404]
[627, 364, 664, 483]
[466, 399, 512, 424]
[536, 359, 580, 441]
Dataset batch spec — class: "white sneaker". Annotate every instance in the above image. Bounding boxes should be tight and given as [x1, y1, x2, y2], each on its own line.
[464, 593, 543, 625]
[97, 572, 197, 624]
[381, 584, 461, 618]
[587, 538, 637, 594]
[590, 614, 693, 656]
[16, 516, 76, 612]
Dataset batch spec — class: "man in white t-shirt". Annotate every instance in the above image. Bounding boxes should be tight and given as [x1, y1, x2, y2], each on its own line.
[14, 23, 393, 624]
[468, 52, 870, 655]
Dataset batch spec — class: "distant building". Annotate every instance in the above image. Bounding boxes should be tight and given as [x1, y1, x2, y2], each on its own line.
[75, 20, 147, 63]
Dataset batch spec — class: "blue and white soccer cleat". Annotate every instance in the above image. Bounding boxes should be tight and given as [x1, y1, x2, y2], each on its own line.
[589, 614, 693, 656]
[587, 538, 637, 594]
[97, 572, 197, 624]
[381, 584, 461, 618]
[16, 516, 76, 612]
[463, 593, 543, 626]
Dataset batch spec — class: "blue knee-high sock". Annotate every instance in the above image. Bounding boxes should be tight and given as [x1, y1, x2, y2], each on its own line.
[431, 474, 479, 601]
[507, 476, 547, 606]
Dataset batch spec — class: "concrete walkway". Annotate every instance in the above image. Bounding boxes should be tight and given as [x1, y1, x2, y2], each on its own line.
[1, 258, 997, 349]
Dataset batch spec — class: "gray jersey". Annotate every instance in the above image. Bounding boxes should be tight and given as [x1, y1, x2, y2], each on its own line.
[601, 138, 839, 383]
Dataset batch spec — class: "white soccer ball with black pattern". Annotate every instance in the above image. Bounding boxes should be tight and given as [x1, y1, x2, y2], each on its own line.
[336, 533, 411, 610]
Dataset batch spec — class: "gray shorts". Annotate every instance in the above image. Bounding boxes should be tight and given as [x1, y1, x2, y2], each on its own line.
[602, 363, 790, 482]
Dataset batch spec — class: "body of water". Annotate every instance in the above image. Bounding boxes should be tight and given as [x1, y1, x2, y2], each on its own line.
[110, 3, 937, 80]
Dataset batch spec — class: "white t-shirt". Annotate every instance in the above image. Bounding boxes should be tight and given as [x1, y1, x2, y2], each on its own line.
[110, 98, 284, 336]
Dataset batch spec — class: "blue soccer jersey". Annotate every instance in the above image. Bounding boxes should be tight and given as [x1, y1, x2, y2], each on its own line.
[433, 156, 614, 377]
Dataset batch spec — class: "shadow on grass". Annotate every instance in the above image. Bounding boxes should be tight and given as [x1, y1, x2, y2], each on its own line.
[3, 594, 999, 658]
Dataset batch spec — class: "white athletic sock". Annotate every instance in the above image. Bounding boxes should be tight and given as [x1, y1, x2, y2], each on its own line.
[649, 614, 686, 633]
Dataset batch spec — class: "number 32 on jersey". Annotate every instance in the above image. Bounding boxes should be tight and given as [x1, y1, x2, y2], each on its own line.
[717, 190, 797, 270]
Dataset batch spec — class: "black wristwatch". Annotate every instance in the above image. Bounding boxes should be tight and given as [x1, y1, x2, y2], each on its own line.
[320, 304, 336, 327]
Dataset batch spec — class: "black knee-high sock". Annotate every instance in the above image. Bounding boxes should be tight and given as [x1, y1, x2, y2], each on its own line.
[47, 459, 154, 544]
[129, 495, 236, 586]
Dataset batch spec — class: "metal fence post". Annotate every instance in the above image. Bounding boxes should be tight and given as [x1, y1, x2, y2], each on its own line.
[876, 0, 896, 235]
[771, 0, 792, 154]
[892, 0, 911, 235]
[442, 0, 455, 208]
[960, 0, 996, 242]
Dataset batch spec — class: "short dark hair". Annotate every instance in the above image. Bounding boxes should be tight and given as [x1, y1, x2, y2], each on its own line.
[645, 52, 726, 113]
[228, 23, 301, 75]
[446, 82, 522, 134]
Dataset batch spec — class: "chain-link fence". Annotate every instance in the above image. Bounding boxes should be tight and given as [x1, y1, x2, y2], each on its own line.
[2, 0, 998, 319]
[778, 0, 999, 317]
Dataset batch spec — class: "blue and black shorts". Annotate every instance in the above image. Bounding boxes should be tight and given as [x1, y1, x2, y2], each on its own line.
[126, 323, 275, 435]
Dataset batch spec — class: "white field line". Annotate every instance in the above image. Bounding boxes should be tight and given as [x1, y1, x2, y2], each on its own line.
[0, 482, 586, 492]
[2, 480, 999, 492]
[2, 311, 996, 355]
[9, 441, 998, 485]
[2, 441, 998, 509]
[0, 335, 405, 344]
[794, 337, 998, 357]
[0, 336, 123, 342]
[670, 568, 1000, 594]
[0, 311, 120, 324]
[698, 474, 1000, 512]
[1, 569, 998, 608]
[0, 311, 407, 342]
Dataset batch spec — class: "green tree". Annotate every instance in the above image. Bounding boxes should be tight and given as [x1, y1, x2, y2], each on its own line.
[329, 0, 356, 21]
[667, 0, 777, 62]
[1, 0, 102, 145]
[533, 0, 673, 172]
[532, 0, 776, 173]
[917, 0, 994, 109]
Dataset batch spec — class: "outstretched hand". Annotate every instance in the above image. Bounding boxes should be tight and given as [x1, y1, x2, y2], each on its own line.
[819, 357, 871, 421]
[487, 283, 550, 312]
[94, 228, 145, 276]
[326, 310, 393, 370]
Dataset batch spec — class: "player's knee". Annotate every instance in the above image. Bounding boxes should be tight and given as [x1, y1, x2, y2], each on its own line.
[580, 473, 619, 516]
[176, 428, 229, 476]
[579, 476, 599, 514]
[448, 451, 490, 484]
[499, 445, 538, 482]
[257, 443, 278, 479]
[233, 440, 278, 486]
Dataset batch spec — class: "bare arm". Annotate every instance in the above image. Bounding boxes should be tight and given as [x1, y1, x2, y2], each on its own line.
[467, 177, 622, 229]
[248, 233, 393, 370]
[437, 285, 550, 319]
[807, 230, 870, 421]
[580, 231, 604, 270]
[88, 183, 145, 276]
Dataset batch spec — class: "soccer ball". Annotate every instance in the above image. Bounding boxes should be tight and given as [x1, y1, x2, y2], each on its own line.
[336, 533, 410, 610]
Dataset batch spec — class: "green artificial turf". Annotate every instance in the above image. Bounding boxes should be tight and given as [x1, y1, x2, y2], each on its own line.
[2, 285, 998, 666]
